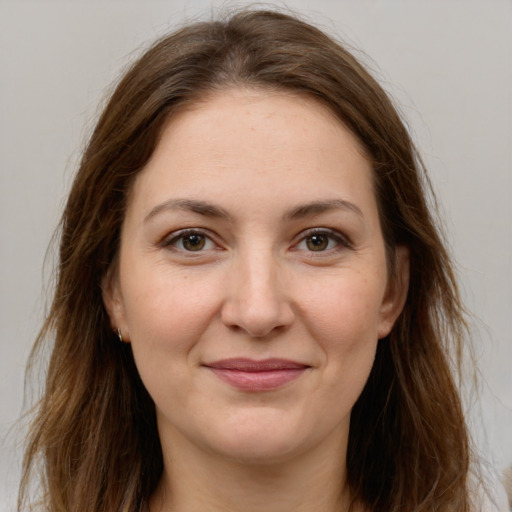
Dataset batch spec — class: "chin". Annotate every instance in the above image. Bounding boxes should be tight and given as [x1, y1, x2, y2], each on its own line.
[197, 409, 322, 466]
[211, 434, 305, 466]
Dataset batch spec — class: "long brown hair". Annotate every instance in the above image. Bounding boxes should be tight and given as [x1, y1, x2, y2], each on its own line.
[19, 9, 473, 511]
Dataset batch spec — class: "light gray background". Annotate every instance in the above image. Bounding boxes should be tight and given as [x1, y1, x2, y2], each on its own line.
[1, 0, 511, 509]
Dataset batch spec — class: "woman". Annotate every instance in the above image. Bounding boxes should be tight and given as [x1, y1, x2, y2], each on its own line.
[19, 9, 483, 512]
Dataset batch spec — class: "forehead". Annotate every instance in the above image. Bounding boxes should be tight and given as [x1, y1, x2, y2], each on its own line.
[127, 88, 376, 219]
[162, 88, 370, 163]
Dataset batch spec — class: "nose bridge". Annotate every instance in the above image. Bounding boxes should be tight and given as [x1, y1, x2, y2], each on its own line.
[243, 249, 279, 306]
[221, 241, 293, 337]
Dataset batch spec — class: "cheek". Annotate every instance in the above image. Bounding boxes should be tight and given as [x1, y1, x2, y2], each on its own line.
[298, 273, 384, 394]
[299, 272, 386, 344]
[121, 264, 223, 359]
[122, 268, 225, 415]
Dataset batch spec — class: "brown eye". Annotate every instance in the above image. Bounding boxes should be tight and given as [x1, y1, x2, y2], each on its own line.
[181, 234, 206, 251]
[165, 229, 217, 253]
[295, 229, 350, 254]
[305, 234, 329, 251]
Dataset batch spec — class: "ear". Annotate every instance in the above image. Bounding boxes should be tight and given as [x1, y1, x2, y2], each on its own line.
[101, 269, 130, 343]
[377, 245, 410, 339]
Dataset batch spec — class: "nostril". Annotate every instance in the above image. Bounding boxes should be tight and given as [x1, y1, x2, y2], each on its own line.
[220, 299, 294, 339]
[220, 261, 295, 337]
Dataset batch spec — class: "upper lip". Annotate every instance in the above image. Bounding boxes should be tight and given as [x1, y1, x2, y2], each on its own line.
[203, 358, 309, 372]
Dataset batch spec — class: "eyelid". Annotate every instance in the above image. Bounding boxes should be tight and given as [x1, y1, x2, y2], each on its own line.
[162, 228, 220, 252]
[160, 226, 352, 255]
[292, 227, 353, 252]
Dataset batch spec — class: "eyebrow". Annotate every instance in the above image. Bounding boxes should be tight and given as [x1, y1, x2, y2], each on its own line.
[144, 199, 231, 223]
[284, 199, 363, 220]
[144, 198, 363, 223]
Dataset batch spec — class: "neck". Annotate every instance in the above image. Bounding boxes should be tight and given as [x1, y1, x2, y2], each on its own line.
[150, 428, 356, 512]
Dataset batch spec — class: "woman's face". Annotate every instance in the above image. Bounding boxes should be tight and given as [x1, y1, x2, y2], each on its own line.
[104, 89, 408, 465]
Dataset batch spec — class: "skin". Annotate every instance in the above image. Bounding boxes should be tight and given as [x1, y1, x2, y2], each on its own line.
[103, 88, 409, 512]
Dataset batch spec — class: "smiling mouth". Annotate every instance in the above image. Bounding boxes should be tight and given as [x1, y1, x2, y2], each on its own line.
[203, 358, 310, 392]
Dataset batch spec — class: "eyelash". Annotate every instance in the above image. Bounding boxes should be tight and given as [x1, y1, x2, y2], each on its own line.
[162, 228, 352, 255]
[293, 228, 353, 254]
[162, 229, 219, 253]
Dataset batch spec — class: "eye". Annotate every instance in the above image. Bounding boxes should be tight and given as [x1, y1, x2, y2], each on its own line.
[304, 233, 331, 251]
[295, 229, 351, 253]
[165, 230, 216, 252]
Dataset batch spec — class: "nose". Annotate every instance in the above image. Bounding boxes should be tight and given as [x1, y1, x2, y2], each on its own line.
[220, 251, 295, 338]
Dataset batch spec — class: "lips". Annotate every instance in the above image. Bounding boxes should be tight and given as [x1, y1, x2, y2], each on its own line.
[203, 358, 309, 391]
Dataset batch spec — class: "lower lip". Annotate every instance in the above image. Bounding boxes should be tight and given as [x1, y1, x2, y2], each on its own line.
[208, 368, 307, 391]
